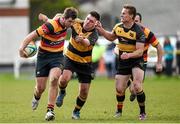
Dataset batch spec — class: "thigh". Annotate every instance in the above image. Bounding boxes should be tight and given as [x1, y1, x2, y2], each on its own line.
[115, 74, 131, 93]
[36, 59, 50, 77]
[49, 67, 62, 82]
[132, 67, 144, 83]
[61, 69, 73, 82]
[36, 77, 48, 90]
[77, 72, 92, 83]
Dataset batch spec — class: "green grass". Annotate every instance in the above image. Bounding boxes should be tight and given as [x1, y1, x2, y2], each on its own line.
[0, 73, 180, 123]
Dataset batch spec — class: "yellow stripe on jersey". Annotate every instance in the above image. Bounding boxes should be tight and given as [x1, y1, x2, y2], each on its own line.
[114, 27, 136, 40]
[143, 27, 150, 38]
[117, 43, 136, 52]
[65, 49, 92, 63]
[151, 39, 159, 47]
[36, 26, 44, 36]
[70, 37, 93, 52]
[144, 45, 149, 51]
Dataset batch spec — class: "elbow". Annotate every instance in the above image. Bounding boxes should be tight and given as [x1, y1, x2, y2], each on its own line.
[108, 38, 115, 41]
[138, 50, 144, 57]
[105, 36, 115, 41]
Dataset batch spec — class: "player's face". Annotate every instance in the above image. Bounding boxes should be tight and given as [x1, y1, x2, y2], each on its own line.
[135, 15, 141, 23]
[120, 8, 133, 23]
[64, 18, 75, 28]
[83, 14, 97, 31]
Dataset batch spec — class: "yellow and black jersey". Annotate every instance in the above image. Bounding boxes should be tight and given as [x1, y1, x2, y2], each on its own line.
[65, 20, 98, 64]
[36, 16, 66, 52]
[113, 23, 146, 53]
[141, 26, 159, 62]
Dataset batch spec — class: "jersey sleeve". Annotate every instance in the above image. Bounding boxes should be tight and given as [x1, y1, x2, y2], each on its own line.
[112, 23, 121, 35]
[36, 19, 56, 36]
[147, 31, 159, 47]
[88, 30, 98, 46]
[136, 24, 146, 43]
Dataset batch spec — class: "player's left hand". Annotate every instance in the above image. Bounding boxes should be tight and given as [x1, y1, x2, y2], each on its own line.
[120, 52, 129, 59]
[75, 35, 84, 43]
[156, 63, 163, 72]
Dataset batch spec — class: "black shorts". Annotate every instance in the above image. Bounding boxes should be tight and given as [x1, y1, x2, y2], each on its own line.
[36, 49, 64, 77]
[116, 57, 144, 75]
[64, 56, 94, 83]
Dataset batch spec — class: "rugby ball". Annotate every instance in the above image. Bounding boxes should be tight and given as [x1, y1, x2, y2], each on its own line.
[24, 42, 37, 57]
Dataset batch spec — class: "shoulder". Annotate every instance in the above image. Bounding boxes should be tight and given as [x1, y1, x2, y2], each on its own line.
[133, 23, 146, 35]
[113, 23, 123, 29]
[74, 18, 84, 25]
[53, 13, 63, 19]
[133, 23, 143, 30]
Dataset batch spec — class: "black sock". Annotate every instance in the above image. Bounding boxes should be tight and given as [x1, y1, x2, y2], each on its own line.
[60, 86, 66, 94]
[47, 104, 54, 111]
[137, 91, 146, 114]
[34, 94, 40, 100]
[73, 96, 86, 112]
[116, 94, 125, 113]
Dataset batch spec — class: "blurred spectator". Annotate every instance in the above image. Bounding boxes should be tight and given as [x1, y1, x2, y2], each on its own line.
[176, 31, 180, 76]
[163, 37, 174, 76]
[103, 43, 116, 79]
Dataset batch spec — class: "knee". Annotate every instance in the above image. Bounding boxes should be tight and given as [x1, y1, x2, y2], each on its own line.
[80, 87, 88, 98]
[133, 83, 142, 93]
[36, 85, 45, 94]
[50, 74, 59, 82]
[116, 88, 125, 95]
[60, 76, 69, 87]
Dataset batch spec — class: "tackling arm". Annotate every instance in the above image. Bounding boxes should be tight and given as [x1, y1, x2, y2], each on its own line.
[96, 21, 117, 41]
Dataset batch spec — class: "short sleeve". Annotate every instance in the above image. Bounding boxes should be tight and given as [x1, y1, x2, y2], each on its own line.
[88, 30, 98, 46]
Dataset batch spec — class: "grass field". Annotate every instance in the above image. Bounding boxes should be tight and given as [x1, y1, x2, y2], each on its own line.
[0, 73, 180, 123]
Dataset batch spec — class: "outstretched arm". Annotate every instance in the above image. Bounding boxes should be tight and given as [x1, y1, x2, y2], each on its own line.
[96, 21, 117, 41]
[38, 13, 61, 22]
[38, 13, 49, 22]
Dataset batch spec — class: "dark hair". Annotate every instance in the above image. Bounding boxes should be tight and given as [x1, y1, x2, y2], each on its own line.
[63, 7, 78, 20]
[123, 4, 136, 20]
[136, 12, 142, 21]
[90, 11, 100, 21]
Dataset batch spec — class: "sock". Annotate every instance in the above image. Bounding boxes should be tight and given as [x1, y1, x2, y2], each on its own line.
[59, 85, 66, 94]
[34, 94, 40, 100]
[136, 91, 146, 114]
[73, 96, 86, 112]
[116, 93, 125, 113]
[47, 104, 54, 111]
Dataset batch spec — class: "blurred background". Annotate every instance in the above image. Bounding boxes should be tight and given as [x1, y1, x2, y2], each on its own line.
[0, 0, 180, 79]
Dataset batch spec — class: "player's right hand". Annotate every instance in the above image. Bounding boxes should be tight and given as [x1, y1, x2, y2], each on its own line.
[95, 21, 102, 29]
[19, 48, 27, 58]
